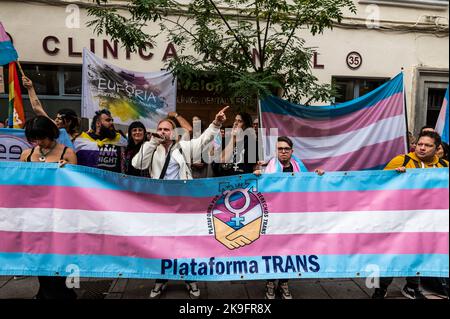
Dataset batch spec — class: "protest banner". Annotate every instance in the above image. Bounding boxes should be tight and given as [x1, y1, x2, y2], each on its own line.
[82, 49, 176, 128]
[0, 163, 447, 280]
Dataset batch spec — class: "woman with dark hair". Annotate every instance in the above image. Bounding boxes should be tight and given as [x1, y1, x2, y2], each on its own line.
[436, 142, 449, 161]
[20, 116, 77, 165]
[54, 108, 81, 140]
[125, 121, 150, 177]
[18, 116, 77, 300]
[213, 111, 258, 176]
[22, 76, 81, 141]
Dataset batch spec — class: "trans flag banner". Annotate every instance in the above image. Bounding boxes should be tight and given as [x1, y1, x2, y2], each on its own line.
[0, 162, 448, 281]
[435, 86, 449, 144]
[0, 128, 74, 162]
[260, 73, 407, 171]
[82, 49, 176, 128]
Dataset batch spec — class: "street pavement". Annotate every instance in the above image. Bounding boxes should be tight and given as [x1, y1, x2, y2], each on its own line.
[0, 276, 447, 299]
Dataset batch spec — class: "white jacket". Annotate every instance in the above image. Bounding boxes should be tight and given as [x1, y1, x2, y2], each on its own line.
[132, 123, 221, 180]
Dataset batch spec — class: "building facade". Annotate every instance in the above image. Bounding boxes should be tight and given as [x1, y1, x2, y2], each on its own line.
[0, 0, 448, 132]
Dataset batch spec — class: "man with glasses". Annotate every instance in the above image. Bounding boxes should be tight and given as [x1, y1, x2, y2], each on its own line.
[74, 109, 127, 172]
[255, 136, 324, 175]
[254, 136, 324, 299]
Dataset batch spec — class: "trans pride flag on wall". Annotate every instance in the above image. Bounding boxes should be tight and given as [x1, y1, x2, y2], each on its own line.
[0, 163, 447, 280]
[435, 86, 449, 144]
[260, 73, 407, 171]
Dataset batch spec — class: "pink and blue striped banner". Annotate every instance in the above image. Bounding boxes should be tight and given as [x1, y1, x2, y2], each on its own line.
[435, 86, 449, 144]
[260, 73, 407, 171]
[0, 162, 448, 280]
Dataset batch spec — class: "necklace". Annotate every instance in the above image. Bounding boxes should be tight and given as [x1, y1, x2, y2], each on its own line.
[38, 142, 57, 162]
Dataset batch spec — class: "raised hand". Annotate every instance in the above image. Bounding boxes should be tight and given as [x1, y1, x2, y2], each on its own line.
[22, 76, 33, 90]
[214, 105, 230, 126]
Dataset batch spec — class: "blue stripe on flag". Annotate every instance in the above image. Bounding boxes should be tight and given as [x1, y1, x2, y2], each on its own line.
[0, 41, 18, 66]
[261, 73, 403, 119]
[0, 252, 447, 280]
[0, 162, 448, 197]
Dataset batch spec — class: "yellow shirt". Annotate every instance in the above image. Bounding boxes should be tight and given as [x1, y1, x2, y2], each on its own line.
[384, 152, 449, 170]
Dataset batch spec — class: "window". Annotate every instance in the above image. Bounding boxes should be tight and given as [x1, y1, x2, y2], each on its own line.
[413, 68, 448, 134]
[22, 64, 59, 95]
[0, 64, 82, 125]
[63, 66, 82, 95]
[1, 63, 82, 96]
[426, 88, 447, 127]
[332, 77, 389, 103]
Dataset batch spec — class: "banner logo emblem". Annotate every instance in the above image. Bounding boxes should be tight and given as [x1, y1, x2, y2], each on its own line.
[207, 179, 269, 250]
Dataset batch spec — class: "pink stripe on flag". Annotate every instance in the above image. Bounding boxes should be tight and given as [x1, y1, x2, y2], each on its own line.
[261, 92, 403, 138]
[301, 137, 406, 171]
[0, 231, 447, 259]
[263, 188, 449, 213]
[0, 184, 447, 213]
[0, 23, 11, 42]
[0, 185, 211, 214]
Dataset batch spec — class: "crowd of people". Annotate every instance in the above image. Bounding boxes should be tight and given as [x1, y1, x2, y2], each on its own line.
[2, 76, 448, 300]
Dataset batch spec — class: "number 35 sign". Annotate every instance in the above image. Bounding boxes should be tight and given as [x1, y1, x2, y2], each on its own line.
[346, 51, 362, 70]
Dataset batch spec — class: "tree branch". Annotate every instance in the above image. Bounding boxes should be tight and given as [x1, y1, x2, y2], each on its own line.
[269, 15, 301, 72]
[207, 0, 258, 72]
[161, 16, 238, 71]
[261, 10, 272, 71]
[255, 0, 263, 71]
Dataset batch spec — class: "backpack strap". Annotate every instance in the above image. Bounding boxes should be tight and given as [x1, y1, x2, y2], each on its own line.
[402, 155, 420, 168]
[158, 144, 175, 179]
[438, 158, 449, 167]
[402, 155, 411, 167]
[178, 146, 193, 178]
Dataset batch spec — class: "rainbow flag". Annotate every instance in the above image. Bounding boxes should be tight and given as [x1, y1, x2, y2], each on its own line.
[435, 86, 449, 144]
[260, 73, 407, 171]
[0, 163, 447, 280]
[0, 22, 18, 66]
[8, 61, 25, 128]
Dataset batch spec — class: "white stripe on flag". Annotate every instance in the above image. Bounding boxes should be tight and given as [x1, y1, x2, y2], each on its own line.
[267, 115, 406, 160]
[0, 208, 447, 237]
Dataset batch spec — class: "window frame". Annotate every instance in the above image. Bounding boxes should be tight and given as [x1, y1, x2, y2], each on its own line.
[413, 67, 449, 134]
[331, 75, 390, 103]
[0, 63, 82, 101]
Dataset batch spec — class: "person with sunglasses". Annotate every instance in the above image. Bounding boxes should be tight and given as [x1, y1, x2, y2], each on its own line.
[74, 109, 127, 173]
